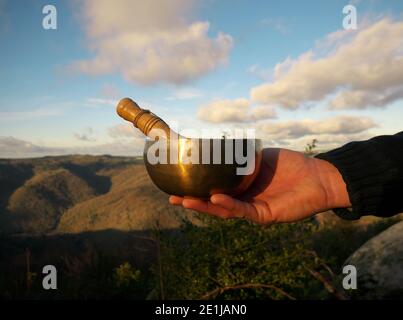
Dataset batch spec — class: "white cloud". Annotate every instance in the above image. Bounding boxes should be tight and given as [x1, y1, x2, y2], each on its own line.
[256, 115, 376, 140]
[247, 64, 271, 81]
[99, 83, 121, 100]
[251, 18, 403, 110]
[84, 98, 116, 108]
[166, 88, 203, 101]
[197, 98, 276, 123]
[260, 17, 290, 34]
[265, 132, 374, 151]
[69, 0, 233, 85]
[108, 123, 144, 139]
[329, 86, 403, 110]
[0, 107, 63, 121]
[74, 127, 97, 142]
[249, 105, 277, 120]
[0, 137, 63, 158]
[73, 140, 145, 156]
[0, 136, 145, 158]
[0, 114, 376, 157]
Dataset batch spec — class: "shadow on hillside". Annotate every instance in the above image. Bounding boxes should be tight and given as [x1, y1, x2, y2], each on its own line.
[63, 163, 112, 195]
[0, 156, 156, 236]
[0, 228, 176, 299]
[0, 163, 34, 210]
[0, 228, 168, 270]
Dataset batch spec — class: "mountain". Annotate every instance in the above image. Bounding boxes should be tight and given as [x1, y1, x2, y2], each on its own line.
[0, 155, 197, 235]
[0, 155, 401, 300]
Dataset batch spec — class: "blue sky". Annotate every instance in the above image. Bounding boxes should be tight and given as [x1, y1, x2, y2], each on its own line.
[0, 0, 403, 157]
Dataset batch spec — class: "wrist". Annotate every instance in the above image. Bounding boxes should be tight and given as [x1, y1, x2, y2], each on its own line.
[312, 157, 351, 210]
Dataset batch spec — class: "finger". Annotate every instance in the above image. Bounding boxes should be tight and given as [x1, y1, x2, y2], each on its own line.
[181, 198, 233, 219]
[210, 194, 268, 223]
[210, 194, 252, 218]
[169, 195, 184, 205]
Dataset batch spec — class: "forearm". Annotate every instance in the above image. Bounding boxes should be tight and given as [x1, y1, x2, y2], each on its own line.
[315, 132, 403, 219]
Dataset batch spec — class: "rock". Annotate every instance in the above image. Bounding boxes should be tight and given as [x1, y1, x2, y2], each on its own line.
[314, 210, 399, 229]
[345, 220, 403, 299]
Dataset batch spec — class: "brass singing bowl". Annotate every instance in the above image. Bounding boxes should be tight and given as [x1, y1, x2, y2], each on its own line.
[144, 138, 262, 199]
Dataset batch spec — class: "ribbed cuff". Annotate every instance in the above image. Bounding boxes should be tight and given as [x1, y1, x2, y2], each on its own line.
[315, 140, 394, 220]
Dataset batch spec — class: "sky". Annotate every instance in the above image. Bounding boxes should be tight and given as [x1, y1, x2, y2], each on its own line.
[0, 0, 403, 157]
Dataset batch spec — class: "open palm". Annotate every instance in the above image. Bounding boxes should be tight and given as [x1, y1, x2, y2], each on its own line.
[169, 148, 350, 224]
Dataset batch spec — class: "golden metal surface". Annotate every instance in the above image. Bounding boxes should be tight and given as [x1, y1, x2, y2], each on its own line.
[116, 97, 262, 198]
[144, 138, 262, 198]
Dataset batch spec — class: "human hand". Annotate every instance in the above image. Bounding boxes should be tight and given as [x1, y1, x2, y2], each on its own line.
[169, 148, 351, 224]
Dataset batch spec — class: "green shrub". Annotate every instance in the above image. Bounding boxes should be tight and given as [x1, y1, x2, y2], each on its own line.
[156, 216, 337, 299]
[114, 262, 141, 288]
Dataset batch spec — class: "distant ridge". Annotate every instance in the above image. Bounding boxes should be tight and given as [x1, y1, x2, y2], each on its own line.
[0, 155, 198, 235]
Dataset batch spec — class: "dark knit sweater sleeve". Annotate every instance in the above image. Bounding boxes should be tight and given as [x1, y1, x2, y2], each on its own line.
[315, 132, 403, 220]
